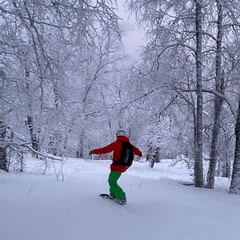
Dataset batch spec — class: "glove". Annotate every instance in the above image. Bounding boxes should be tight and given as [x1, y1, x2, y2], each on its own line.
[89, 150, 94, 155]
[139, 153, 142, 157]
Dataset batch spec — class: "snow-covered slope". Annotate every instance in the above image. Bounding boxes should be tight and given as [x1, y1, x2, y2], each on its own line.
[0, 158, 239, 240]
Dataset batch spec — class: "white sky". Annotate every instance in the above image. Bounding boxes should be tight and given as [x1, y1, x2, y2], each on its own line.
[116, 1, 145, 56]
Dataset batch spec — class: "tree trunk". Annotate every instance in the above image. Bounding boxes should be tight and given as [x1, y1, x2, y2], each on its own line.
[194, 0, 204, 187]
[206, 0, 224, 188]
[27, 115, 39, 152]
[77, 133, 84, 158]
[221, 139, 231, 178]
[25, 78, 39, 154]
[0, 117, 8, 172]
[229, 96, 240, 194]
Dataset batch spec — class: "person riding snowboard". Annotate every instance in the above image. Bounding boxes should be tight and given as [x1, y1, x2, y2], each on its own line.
[89, 129, 142, 205]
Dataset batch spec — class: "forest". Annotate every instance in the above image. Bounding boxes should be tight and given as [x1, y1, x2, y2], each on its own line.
[0, 0, 240, 194]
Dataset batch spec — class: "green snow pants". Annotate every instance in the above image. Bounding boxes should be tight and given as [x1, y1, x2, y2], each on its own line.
[108, 171, 126, 200]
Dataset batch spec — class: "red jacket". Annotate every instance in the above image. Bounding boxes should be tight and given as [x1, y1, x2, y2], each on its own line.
[93, 136, 142, 173]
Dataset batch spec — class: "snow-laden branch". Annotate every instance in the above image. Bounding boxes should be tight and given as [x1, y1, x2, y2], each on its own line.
[174, 86, 237, 119]
[121, 87, 160, 110]
[1, 139, 63, 161]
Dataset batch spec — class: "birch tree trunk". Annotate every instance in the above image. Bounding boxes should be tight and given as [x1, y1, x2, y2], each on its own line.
[78, 133, 84, 158]
[229, 95, 240, 194]
[194, 0, 204, 187]
[0, 117, 8, 172]
[25, 75, 39, 153]
[221, 132, 232, 178]
[27, 115, 39, 152]
[206, 0, 224, 188]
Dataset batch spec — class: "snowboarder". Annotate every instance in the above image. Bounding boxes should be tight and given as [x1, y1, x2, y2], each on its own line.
[89, 129, 142, 205]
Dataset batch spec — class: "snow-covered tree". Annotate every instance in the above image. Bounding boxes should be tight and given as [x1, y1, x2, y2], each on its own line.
[229, 95, 240, 194]
[0, 0, 123, 165]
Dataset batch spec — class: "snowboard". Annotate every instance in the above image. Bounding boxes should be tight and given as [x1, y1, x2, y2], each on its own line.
[99, 194, 127, 205]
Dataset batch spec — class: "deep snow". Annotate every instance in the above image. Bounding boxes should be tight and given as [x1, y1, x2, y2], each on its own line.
[0, 158, 239, 240]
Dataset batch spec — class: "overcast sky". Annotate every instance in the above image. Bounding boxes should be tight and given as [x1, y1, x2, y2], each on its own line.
[116, 1, 145, 57]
